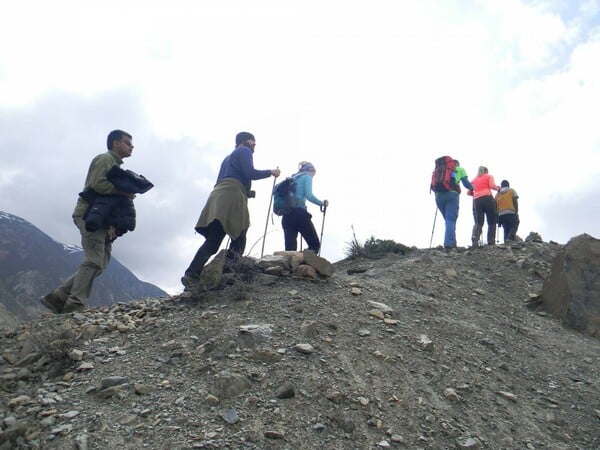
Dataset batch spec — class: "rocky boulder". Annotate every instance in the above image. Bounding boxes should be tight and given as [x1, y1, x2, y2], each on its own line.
[540, 234, 600, 337]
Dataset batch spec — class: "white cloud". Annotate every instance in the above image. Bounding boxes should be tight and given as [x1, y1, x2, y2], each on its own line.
[1, 1, 599, 294]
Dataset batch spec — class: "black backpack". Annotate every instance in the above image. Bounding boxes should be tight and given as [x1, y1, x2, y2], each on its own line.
[272, 176, 298, 216]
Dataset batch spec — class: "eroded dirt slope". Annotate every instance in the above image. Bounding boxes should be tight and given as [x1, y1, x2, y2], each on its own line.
[1, 242, 598, 449]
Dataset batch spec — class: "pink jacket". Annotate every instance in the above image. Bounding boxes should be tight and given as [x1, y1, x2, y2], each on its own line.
[471, 174, 499, 199]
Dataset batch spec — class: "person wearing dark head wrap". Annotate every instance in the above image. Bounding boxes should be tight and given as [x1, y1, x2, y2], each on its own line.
[235, 132, 255, 146]
[181, 131, 281, 290]
[495, 179, 519, 243]
[280, 160, 329, 253]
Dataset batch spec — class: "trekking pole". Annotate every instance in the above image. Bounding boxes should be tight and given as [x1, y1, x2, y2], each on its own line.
[429, 206, 438, 248]
[260, 172, 278, 258]
[318, 204, 327, 256]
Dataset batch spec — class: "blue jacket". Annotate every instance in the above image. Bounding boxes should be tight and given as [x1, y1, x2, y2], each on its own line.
[292, 172, 323, 209]
[216, 145, 271, 193]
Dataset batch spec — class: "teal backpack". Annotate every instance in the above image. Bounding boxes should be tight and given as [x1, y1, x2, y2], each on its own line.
[272, 176, 298, 216]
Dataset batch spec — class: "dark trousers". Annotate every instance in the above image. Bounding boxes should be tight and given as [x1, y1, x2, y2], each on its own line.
[282, 208, 320, 253]
[498, 213, 518, 242]
[472, 195, 497, 245]
[185, 220, 247, 276]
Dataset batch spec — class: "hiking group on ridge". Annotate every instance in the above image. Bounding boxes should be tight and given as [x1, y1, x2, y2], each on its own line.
[431, 156, 520, 251]
[40, 129, 520, 315]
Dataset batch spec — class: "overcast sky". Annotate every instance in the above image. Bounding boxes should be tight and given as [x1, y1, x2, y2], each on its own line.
[1, 1, 599, 294]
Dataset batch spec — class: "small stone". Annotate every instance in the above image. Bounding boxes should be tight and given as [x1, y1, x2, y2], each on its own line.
[473, 288, 486, 295]
[63, 372, 74, 382]
[8, 395, 31, 407]
[326, 390, 344, 402]
[62, 410, 80, 419]
[351, 287, 363, 295]
[377, 441, 390, 448]
[100, 376, 128, 390]
[4, 416, 18, 427]
[390, 434, 404, 443]
[444, 388, 461, 402]
[300, 321, 318, 337]
[77, 362, 94, 371]
[96, 386, 123, 399]
[497, 391, 517, 402]
[294, 343, 314, 354]
[205, 394, 220, 405]
[276, 381, 296, 399]
[50, 424, 73, 435]
[264, 430, 285, 439]
[457, 437, 481, 449]
[68, 349, 84, 361]
[358, 396, 369, 406]
[369, 309, 385, 320]
[419, 335, 434, 352]
[119, 414, 137, 426]
[479, 338, 495, 346]
[133, 383, 154, 395]
[220, 407, 240, 424]
[445, 268, 458, 277]
[40, 416, 57, 427]
[368, 301, 393, 313]
[358, 329, 371, 337]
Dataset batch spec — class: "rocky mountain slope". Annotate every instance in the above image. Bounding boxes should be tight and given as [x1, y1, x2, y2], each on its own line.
[1, 241, 598, 449]
[0, 211, 167, 322]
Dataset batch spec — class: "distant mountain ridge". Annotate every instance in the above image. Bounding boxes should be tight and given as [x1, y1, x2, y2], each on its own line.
[0, 211, 167, 323]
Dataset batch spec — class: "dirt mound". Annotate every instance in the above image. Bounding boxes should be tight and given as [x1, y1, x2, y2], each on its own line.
[1, 242, 598, 449]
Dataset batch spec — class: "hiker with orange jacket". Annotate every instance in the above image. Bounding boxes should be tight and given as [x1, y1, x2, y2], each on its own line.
[468, 166, 499, 247]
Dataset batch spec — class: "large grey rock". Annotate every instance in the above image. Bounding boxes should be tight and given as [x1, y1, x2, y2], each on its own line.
[302, 250, 335, 277]
[273, 251, 304, 270]
[541, 234, 600, 337]
[257, 254, 291, 271]
[199, 249, 228, 289]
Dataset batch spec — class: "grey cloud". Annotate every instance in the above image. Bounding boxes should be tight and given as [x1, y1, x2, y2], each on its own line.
[536, 189, 600, 243]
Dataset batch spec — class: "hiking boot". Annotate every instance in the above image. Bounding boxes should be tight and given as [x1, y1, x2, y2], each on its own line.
[40, 291, 66, 314]
[181, 273, 201, 290]
[62, 298, 85, 314]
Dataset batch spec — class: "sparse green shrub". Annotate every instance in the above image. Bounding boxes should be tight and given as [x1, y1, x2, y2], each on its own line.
[363, 237, 410, 256]
[345, 226, 367, 259]
[345, 227, 410, 259]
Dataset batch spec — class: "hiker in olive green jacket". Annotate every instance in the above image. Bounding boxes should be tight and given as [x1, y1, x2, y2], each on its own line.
[40, 130, 135, 314]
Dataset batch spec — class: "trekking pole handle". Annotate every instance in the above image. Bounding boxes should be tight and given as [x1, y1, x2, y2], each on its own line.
[320, 200, 328, 213]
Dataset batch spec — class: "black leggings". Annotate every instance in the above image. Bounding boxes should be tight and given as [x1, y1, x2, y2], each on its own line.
[472, 195, 497, 245]
[282, 208, 320, 253]
[498, 214, 518, 242]
[185, 220, 247, 276]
